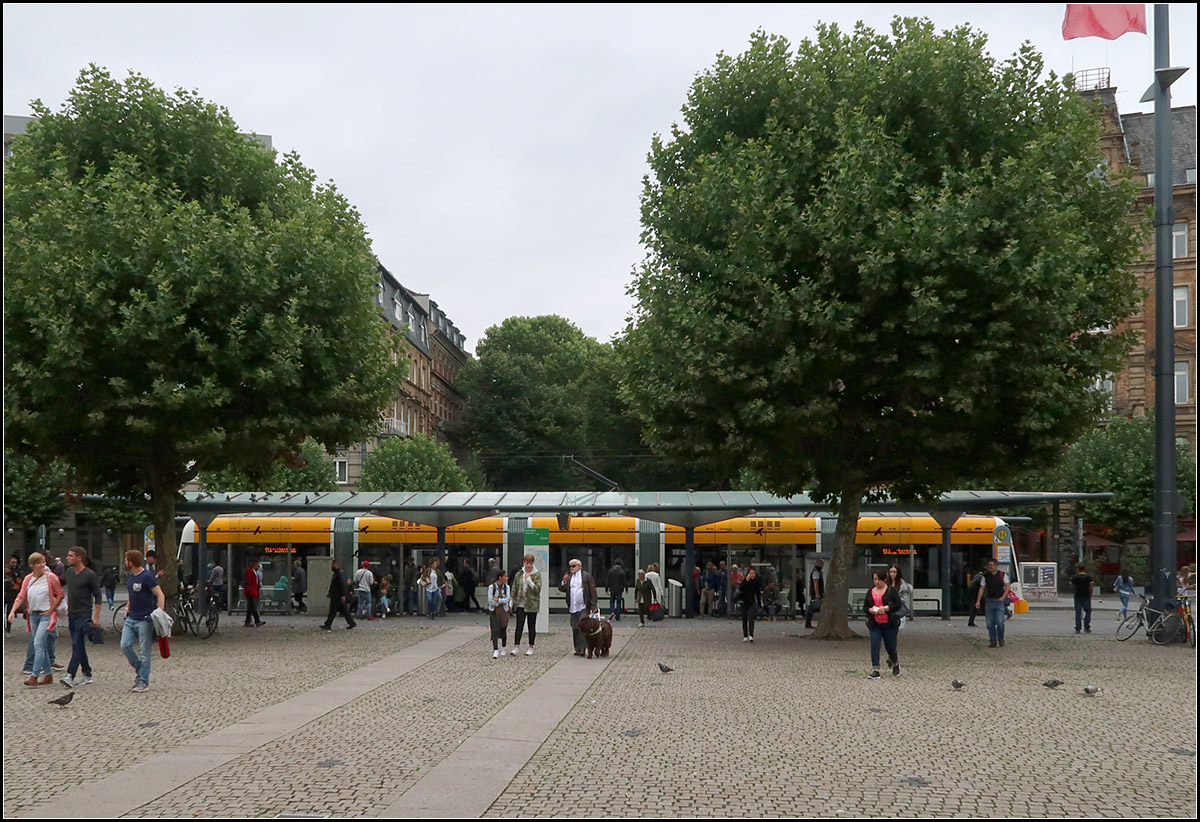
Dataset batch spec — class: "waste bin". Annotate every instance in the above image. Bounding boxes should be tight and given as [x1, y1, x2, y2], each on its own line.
[667, 579, 684, 618]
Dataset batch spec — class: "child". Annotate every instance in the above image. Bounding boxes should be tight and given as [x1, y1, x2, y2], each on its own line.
[488, 570, 511, 659]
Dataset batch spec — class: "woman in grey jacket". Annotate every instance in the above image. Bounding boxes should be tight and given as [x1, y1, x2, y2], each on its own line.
[510, 554, 541, 656]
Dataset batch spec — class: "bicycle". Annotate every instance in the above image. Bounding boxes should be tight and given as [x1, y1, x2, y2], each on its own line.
[1178, 594, 1195, 649]
[169, 585, 201, 637]
[112, 602, 126, 631]
[1116, 594, 1184, 644]
[198, 587, 220, 639]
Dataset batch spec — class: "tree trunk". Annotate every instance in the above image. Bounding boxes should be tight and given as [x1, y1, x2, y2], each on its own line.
[149, 476, 179, 604]
[811, 487, 863, 640]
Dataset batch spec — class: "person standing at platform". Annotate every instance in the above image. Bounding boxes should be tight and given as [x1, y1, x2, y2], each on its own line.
[291, 560, 308, 614]
[1070, 564, 1093, 634]
[511, 553, 541, 655]
[243, 559, 264, 627]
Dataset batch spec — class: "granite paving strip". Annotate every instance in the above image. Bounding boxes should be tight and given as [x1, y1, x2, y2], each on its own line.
[16, 625, 478, 819]
[381, 626, 634, 818]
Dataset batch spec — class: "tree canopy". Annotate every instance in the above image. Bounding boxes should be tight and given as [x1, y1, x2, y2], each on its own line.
[620, 22, 1143, 637]
[200, 438, 339, 493]
[5, 66, 403, 594]
[1057, 416, 1196, 544]
[359, 435, 471, 492]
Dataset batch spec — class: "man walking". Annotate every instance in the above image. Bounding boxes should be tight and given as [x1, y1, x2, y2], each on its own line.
[243, 559, 265, 627]
[558, 558, 597, 656]
[120, 550, 165, 693]
[321, 559, 357, 630]
[402, 556, 417, 615]
[805, 559, 825, 629]
[461, 559, 481, 612]
[1070, 564, 1094, 634]
[966, 568, 985, 627]
[607, 561, 627, 620]
[61, 546, 102, 687]
[353, 560, 375, 620]
[974, 558, 1011, 648]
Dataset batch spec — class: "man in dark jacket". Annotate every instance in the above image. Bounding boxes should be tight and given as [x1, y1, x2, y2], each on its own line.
[460, 560, 481, 612]
[607, 562, 627, 620]
[321, 560, 357, 630]
[558, 559, 598, 656]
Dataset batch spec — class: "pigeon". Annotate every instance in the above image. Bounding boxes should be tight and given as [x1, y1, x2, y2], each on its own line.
[951, 679, 966, 690]
[657, 663, 673, 673]
[1083, 685, 1102, 696]
[1043, 679, 1064, 689]
[48, 691, 74, 708]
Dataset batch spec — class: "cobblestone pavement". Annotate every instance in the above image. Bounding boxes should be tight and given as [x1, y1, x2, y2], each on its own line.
[2, 615, 449, 817]
[486, 619, 1198, 818]
[3, 611, 1196, 818]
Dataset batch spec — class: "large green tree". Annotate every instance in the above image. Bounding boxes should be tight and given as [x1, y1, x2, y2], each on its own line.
[200, 438, 338, 493]
[1057, 416, 1196, 544]
[360, 435, 472, 492]
[5, 66, 402, 597]
[620, 22, 1143, 637]
[3, 450, 69, 530]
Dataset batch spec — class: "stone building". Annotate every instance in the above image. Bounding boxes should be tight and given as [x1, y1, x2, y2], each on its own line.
[1084, 72, 1197, 453]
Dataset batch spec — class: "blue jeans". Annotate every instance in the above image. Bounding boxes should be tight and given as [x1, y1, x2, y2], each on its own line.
[868, 621, 899, 669]
[105, 587, 115, 608]
[67, 614, 93, 677]
[1074, 597, 1092, 632]
[120, 616, 154, 685]
[426, 590, 438, 617]
[28, 613, 55, 676]
[1118, 592, 1131, 617]
[609, 592, 624, 619]
[356, 590, 372, 617]
[24, 614, 57, 674]
[984, 598, 1006, 643]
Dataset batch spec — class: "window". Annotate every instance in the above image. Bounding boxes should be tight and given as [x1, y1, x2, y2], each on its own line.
[375, 282, 384, 306]
[1177, 361, 1190, 405]
[1146, 172, 1155, 187]
[1176, 285, 1191, 328]
[1094, 374, 1113, 410]
[1173, 223, 1188, 259]
[393, 298, 403, 322]
[1187, 168, 1197, 185]
[335, 459, 349, 485]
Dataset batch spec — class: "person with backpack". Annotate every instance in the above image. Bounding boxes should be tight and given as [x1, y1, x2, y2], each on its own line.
[488, 570, 512, 658]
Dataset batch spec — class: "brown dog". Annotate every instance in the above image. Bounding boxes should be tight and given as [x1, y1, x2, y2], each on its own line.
[576, 613, 613, 659]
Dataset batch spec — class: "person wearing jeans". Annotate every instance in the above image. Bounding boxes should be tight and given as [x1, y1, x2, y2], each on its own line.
[120, 615, 155, 687]
[119, 549, 165, 692]
[62, 546, 102, 687]
[8, 552, 64, 685]
[975, 558, 1011, 648]
[864, 571, 904, 678]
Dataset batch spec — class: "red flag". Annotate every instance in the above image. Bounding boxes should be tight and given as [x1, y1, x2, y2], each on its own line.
[1062, 4, 1147, 40]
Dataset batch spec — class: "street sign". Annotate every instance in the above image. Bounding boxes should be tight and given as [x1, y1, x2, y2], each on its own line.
[524, 527, 549, 546]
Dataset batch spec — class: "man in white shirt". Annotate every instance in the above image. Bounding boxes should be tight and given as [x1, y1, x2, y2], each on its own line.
[353, 561, 376, 621]
[557, 559, 597, 656]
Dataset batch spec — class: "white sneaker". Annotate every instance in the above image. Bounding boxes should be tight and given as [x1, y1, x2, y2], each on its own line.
[743, 637, 749, 642]
[749, 636, 754, 642]
[525, 648, 534, 656]
[501, 648, 509, 656]
[61, 674, 74, 687]
[76, 674, 93, 686]
[512, 646, 521, 655]
[492, 650, 499, 659]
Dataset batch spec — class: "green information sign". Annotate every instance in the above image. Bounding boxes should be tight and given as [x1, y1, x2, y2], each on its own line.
[524, 527, 550, 546]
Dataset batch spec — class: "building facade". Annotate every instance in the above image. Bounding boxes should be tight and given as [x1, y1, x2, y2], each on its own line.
[1084, 76, 1197, 453]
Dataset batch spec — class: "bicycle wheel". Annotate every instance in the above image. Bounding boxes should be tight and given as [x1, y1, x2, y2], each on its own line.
[1186, 613, 1196, 649]
[112, 602, 127, 631]
[1151, 612, 1183, 645]
[1116, 613, 1142, 641]
[200, 603, 219, 638]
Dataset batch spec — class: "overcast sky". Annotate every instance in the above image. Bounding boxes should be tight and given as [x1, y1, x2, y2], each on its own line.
[5, 4, 1196, 353]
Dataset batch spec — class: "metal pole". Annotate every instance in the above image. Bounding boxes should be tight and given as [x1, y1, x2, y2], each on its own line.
[1151, 3, 1178, 613]
[684, 526, 695, 618]
[931, 511, 962, 621]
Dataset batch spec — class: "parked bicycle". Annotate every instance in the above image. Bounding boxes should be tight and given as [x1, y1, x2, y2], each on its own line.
[1116, 594, 1185, 644]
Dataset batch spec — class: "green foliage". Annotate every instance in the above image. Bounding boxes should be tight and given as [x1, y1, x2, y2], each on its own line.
[1056, 415, 1196, 543]
[5, 66, 403, 594]
[623, 22, 1142, 502]
[3, 449, 68, 528]
[200, 438, 338, 492]
[455, 315, 715, 490]
[620, 21, 1143, 636]
[359, 435, 471, 492]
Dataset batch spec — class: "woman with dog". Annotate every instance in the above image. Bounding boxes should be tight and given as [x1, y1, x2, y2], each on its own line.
[738, 566, 763, 642]
[865, 570, 904, 679]
[488, 569, 512, 658]
[510, 553, 541, 656]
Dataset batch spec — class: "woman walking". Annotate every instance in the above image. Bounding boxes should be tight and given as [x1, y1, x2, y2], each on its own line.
[635, 569, 655, 626]
[488, 570, 512, 658]
[511, 553, 541, 655]
[738, 566, 763, 642]
[864, 571, 904, 679]
[887, 565, 913, 628]
[7, 552, 64, 685]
